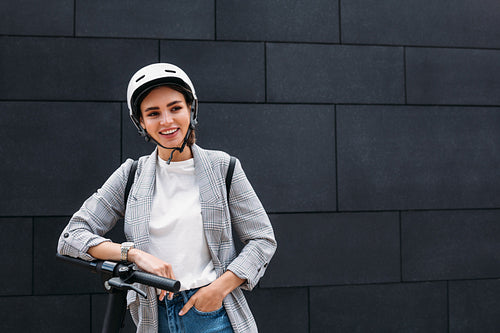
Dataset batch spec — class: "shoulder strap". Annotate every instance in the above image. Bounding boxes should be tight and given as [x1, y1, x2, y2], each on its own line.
[226, 156, 236, 200]
[124, 160, 138, 206]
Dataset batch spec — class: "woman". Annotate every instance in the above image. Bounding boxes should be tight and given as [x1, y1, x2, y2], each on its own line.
[58, 63, 277, 333]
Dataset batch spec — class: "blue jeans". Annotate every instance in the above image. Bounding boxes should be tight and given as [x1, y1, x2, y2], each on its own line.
[158, 288, 234, 333]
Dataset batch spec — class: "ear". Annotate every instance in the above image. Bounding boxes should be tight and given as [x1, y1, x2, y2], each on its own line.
[139, 117, 146, 129]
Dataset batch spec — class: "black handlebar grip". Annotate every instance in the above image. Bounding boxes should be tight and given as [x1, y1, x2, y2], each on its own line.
[128, 270, 181, 293]
[56, 253, 98, 272]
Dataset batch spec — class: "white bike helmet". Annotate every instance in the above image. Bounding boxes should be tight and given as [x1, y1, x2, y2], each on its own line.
[127, 63, 198, 138]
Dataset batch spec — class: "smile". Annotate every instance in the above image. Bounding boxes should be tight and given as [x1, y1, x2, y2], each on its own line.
[160, 128, 179, 135]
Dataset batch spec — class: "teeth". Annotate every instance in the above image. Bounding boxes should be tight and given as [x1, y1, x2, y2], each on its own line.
[161, 129, 177, 135]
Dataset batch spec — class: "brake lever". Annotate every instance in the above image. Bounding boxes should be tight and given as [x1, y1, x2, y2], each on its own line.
[105, 277, 147, 298]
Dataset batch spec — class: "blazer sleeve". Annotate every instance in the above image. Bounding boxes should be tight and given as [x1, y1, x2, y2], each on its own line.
[57, 159, 135, 261]
[226, 158, 277, 290]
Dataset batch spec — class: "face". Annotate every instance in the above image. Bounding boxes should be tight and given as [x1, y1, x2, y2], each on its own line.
[140, 86, 192, 161]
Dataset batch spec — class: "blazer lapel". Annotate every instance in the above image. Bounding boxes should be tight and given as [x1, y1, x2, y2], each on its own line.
[192, 145, 222, 205]
[192, 145, 225, 262]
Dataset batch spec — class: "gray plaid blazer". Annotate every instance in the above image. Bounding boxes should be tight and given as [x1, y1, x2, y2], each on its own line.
[58, 145, 277, 333]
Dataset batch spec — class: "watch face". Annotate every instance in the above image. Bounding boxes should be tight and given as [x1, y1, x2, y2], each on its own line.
[121, 242, 134, 261]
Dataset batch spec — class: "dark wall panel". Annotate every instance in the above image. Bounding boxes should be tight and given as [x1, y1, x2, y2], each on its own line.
[449, 279, 500, 333]
[310, 282, 447, 333]
[1, 37, 158, 101]
[34, 217, 105, 295]
[122, 103, 157, 160]
[196, 103, 336, 213]
[402, 210, 500, 281]
[0, 102, 120, 216]
[407, 47, 500, 105]
[261, 212, 400, 287]
[0, 295, 90, 333]
[0, 218, 32, 296]
[337, 105, 500, 211]
[267, 43, 404, 104]
[217, 0, 339, 43]
[342, 0, 500, 48]
[0, 0, 73, 36]
[76, 0, 214, 39]
[245, 288, 309, 333]
[92, 294, 136, 333]
[161, 41, 265, 103]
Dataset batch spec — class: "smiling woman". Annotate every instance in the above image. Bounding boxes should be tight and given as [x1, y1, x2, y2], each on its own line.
[128, 63, 199, 164]
[57, 63, 277, 333]
[139, 86, 193, 162]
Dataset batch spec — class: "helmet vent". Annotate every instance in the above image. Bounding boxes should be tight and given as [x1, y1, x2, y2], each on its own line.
[165, 70, 176, 73]
[135, 75, 145, 82]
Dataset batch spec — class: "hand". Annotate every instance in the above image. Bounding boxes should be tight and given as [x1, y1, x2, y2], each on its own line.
[178, 270, 245, 316]
[128, 248, 176, 301]
[178, 284, 224, 316]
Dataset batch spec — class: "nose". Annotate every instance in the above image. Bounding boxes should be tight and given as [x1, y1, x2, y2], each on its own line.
[159, 110, 173, 124]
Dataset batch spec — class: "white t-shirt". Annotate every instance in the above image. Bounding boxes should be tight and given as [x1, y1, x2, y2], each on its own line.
[148, 155, 217, 291]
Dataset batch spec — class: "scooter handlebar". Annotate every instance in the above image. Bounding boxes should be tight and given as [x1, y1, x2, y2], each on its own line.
[127, 270, 180, 292]
[56, 253, 98, 271]
[56, 253, 181, 293]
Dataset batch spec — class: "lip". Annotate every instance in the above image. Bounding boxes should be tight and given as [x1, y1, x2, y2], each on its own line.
[158, 128, 180, 138]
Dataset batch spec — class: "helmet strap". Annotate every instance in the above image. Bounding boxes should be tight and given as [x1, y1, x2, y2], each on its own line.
[144, 126, 193, 164]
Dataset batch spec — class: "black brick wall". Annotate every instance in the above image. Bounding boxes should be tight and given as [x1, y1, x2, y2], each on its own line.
[1, 1, 499, 332]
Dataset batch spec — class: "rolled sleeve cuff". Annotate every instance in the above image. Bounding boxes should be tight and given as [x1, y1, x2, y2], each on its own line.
[227, 256, 269, 291]
[58, 230, 111, 261]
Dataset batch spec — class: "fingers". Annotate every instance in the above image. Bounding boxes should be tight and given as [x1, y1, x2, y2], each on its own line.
[164, 268, 176, 301]
[134, 251, 176, 280]
[178, 288, 223, 315]
[159, 290, 175, 301]
[159, 290, 167, 301]
[179, 296, 195, 316]
[132, 251, 177, 302]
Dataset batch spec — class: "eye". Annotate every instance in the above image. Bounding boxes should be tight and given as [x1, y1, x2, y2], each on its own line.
[146, 111, 159, 117]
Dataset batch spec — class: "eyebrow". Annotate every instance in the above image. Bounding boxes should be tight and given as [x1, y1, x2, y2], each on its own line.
[143, 100, 183, 113]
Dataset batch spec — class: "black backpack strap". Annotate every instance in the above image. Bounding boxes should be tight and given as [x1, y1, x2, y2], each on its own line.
[226, 156, 242, 251]
[226, 156, 236, 201]
[124, 160, 138, 206]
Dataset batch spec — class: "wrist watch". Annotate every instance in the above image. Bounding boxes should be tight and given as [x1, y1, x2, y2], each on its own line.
[120, 242, 135, 262]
